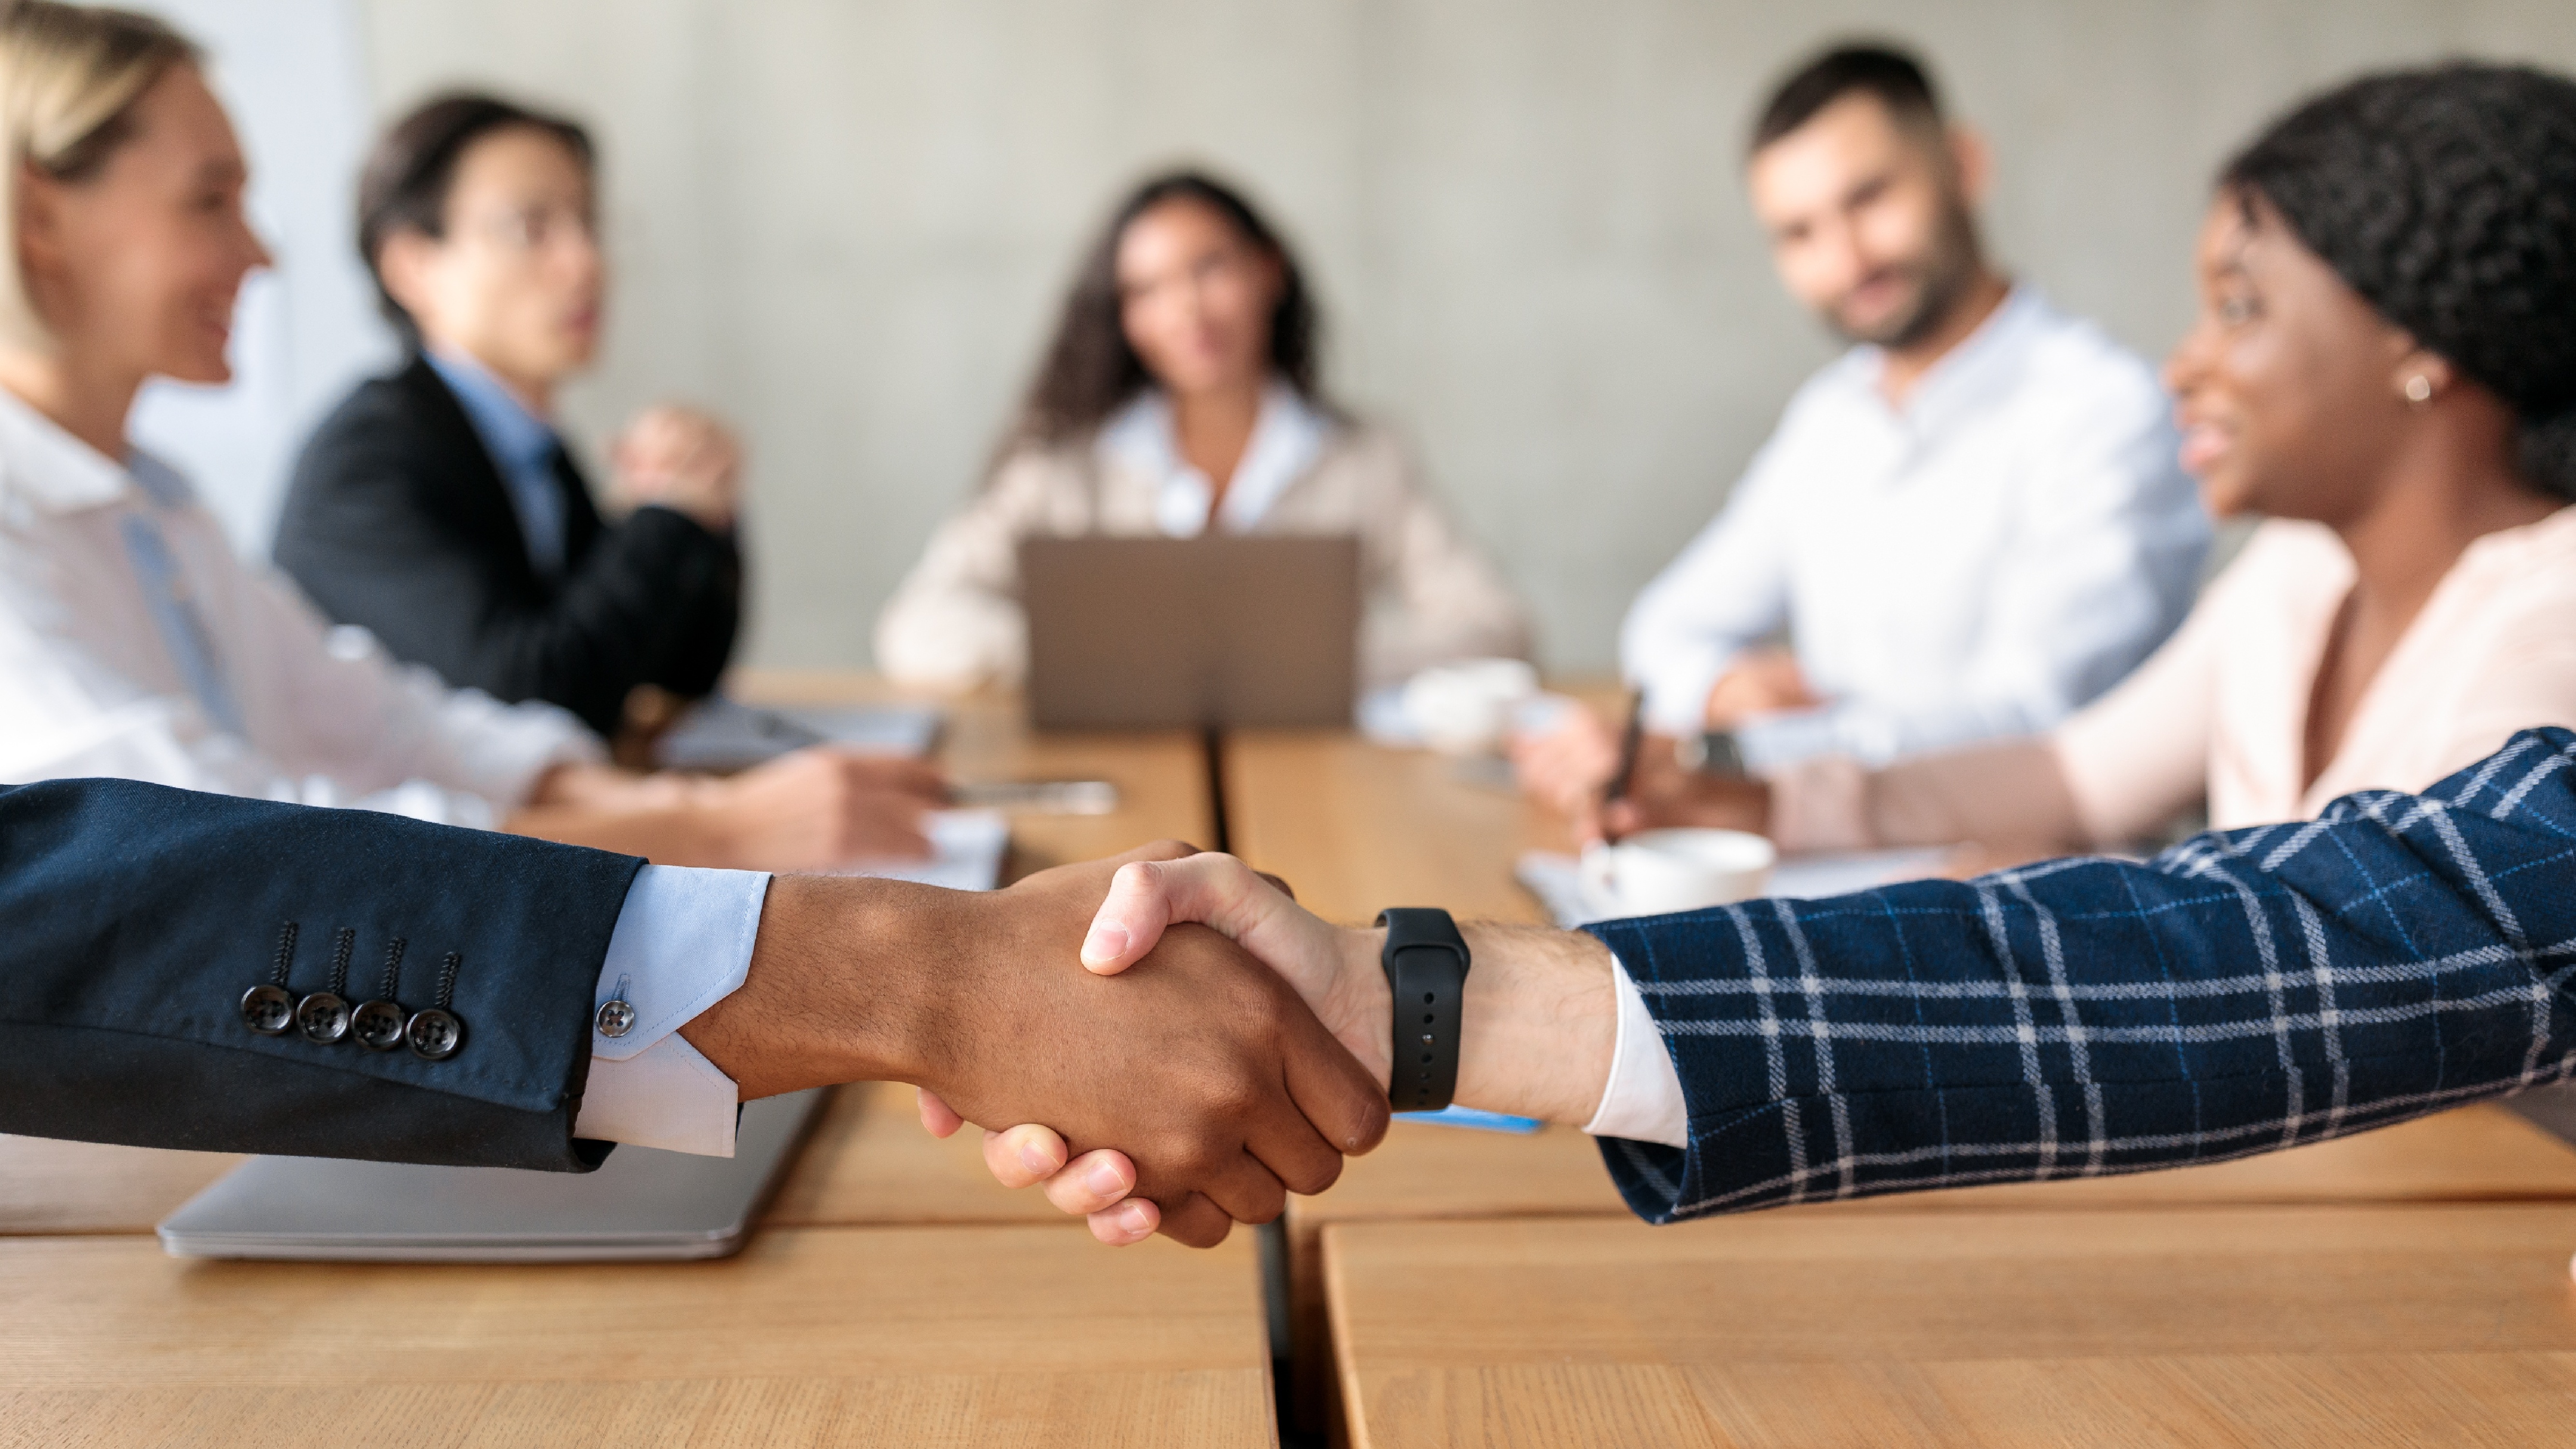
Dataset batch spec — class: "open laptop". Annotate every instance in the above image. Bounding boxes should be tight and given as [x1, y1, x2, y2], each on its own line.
[157, 1089, 826, 1263]
[1020, 534, 1360, 729]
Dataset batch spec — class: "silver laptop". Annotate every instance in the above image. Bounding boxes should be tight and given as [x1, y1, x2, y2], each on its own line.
[1020, 535, 1360, 729]
[156, 1089, 824, 1263]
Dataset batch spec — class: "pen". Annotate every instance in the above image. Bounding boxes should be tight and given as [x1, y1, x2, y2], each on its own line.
[1598, 691, 1646, 841]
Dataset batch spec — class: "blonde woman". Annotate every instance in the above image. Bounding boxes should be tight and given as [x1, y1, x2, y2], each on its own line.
[0, 2, 939, 870]
[876, 171, 1530, 692]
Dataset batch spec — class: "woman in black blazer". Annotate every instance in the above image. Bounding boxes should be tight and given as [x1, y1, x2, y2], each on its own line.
[276, 93, 742, 738]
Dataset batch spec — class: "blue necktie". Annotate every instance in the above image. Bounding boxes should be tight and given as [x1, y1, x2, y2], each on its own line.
[117, 509, 247, 738]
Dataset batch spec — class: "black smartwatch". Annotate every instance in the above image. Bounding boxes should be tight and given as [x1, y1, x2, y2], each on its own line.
[1376, 908, 1471, 1112]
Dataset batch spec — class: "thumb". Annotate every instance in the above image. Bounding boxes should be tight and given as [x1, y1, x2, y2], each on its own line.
[1079, 853, 1287, 975]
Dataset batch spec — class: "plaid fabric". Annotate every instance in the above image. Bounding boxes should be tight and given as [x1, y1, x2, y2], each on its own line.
[1585, 726, 2576, 1224]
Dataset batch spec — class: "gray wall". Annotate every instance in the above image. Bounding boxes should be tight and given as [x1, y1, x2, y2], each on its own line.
[356, 0, 2576, 674]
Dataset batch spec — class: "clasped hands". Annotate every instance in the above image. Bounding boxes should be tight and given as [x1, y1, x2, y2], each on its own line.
[921, 844, 1401, 1246]
[678, 838, 1619, 1247]
[676, 842, 1401, 1248]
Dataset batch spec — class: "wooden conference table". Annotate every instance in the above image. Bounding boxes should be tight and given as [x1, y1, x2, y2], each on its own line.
[1218, 726, 2576, 1448]
[8, 681, 2576, 1448]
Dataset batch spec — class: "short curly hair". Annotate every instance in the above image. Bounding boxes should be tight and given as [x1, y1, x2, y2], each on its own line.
[2223, 63, 2576, 500]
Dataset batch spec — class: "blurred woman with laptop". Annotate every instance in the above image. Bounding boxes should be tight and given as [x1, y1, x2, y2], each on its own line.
[875, 171, 1530, 693]
[1594, 62, 2576, 858]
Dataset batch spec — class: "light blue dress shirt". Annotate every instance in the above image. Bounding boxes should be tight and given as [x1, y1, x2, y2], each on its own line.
[425, 348, 571, 577]
[420, 355, 757, 1153]
[116, 454, 247, 739]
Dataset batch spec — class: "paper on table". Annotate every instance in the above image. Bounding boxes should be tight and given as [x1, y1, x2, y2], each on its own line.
[1515, 845, 1959, 927]
[829, 809, 1009, 892]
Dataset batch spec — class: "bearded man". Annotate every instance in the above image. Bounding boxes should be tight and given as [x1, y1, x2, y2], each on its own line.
[1519, 44, 2208, 807]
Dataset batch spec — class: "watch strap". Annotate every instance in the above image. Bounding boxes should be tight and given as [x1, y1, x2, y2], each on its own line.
[1377, 907, 1471, 1112]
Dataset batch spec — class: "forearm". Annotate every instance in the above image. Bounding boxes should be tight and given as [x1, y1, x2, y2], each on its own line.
[1763, 738, 2090, 855]
[1333, 921, 1619, 1127]
[1586, 730, 2576, 1222]
[679, 873, 947, 1099]
[505, 764, 736, 865]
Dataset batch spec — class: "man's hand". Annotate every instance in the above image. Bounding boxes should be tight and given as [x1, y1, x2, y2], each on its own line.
[681, 847, 1391, 1247]
[612, 404, 742, 532]
[943, 852, 1623, 1244]
[1579, 746, 1773, 844]
[705, 748, 946, 869]
[1509, 703, 1623, 815]
[926, 851, 1388, 1243]
[1703, 646, 1817, 727]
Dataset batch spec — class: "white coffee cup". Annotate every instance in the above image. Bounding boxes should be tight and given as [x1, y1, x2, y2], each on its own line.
[1401, 658, 1541, 756]
[1579, 828, 1776, 918]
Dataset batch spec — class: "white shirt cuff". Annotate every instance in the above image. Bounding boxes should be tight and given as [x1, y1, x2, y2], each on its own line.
[1581, 953, 1689, 1148]
[1637, 651, 1735, 737]
[571, 864, 771, 1157]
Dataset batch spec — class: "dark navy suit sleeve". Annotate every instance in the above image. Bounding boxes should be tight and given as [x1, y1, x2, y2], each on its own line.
[1585, 727, 2576, 1223]
[0, 779, 645, 1171]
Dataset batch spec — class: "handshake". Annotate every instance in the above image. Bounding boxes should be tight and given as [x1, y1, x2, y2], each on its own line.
[675, 843, 1621, 1247]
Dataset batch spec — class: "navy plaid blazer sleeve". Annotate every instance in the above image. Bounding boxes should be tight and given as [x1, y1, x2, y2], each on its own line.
[1583, 726, 2576, 1224]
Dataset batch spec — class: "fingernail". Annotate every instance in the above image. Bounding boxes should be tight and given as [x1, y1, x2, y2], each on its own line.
[1115, 1201, 1154, 1237]
[1018, 1138, 1060, 1176]
[1081, 925, 1129, 967]
[1086, 1157, 1129, 1197]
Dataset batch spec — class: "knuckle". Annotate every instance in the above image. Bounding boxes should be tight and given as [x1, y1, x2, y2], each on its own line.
[1175, 1214, 1231, 1249]
[1286, 1155, 1343, 1197]
[1201, 1075, 1261, 1121]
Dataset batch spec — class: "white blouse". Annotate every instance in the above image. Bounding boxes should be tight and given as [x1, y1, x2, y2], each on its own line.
[0, 387, 595, 821]
[875, 384, 1531, 690]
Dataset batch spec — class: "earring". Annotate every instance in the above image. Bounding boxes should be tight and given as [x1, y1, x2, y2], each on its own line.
[2404, 374, 2434, 405]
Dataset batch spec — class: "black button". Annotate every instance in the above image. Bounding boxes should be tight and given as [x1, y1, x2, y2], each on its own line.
[406, 1008, 464, 1061]
[296, 992, 351, 1044]
[240, 984, 293, 1036]
[351, 999, 406, 1051]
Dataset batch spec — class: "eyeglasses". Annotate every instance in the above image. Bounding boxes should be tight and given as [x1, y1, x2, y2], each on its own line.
[465, 203, 598, 253]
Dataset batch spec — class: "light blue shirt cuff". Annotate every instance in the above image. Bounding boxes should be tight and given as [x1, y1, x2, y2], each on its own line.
[589, 865, 769, 1063]
[570, 866, 770, 1157]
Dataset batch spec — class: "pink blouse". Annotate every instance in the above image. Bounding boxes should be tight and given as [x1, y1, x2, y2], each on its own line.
[1771, 507, 2576, 851]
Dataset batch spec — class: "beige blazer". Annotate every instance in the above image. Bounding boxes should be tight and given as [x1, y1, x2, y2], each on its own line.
[1772, 506, 2576, 851]
[875, 420, 1531, 690]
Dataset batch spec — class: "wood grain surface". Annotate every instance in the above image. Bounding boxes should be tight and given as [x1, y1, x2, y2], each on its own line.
[1280, 1102, 2576, 1434]
[0, 1225, 1273, 1448]
[1326, 1205, 2576, 1448]
[764, 1082, 1075, 1229]
[0, 1135, 242, 1236]
[1221, 728, 1566, 925]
